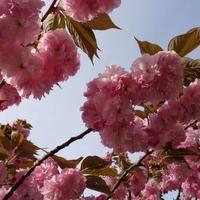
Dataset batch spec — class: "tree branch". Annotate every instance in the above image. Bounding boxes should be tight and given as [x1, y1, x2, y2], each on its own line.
[106, 150, 153, 200]
[3, 128, 92, 200]
[41, 0, 59, 22]
[176, 187, 181, 200]
[0, 80, 6, 89]
[184, 120, 198, 130]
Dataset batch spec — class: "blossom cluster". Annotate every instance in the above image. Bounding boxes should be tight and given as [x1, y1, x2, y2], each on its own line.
[81, 50, 200, 199]
[0, 0, 82, 111]
[59, 0, 121, 22]
[0, 158, 86, 200]
[0, 119, 199, 199]
[81, 51, 185, 152]
[0, 0, 121, 111]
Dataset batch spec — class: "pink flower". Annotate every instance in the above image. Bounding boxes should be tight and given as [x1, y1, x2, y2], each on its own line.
[179, 127, 200, 151]
[131, 51, 183, 104]
[10, 0, 45, 13]
[104, 176, 128, 200]
[10, 170, 43, 200]
[0, 187, 8, 200]
[100, 122, 148, 153]
[59, 0, 121, 22]
[82, 65, 148, 153]
[0, 45, 43, 99]
[97, 0, 121, 14]
[129, 167, 148, 196]
[161, 162, 190, 192]
[41, 168, 86, 200]
[181, 170, 200, 199]
[59, 0, 99, 22]
[146, 101, 183, 148]
[0, 0, 44, 46]
[179, 79, 200, 123]
[81, 65, 133, 132]
[0, 82, 21, 111]
[142, 179, 160, 200]
[38, 29, 80, 84]
[0, 0, 10, 15]
[32, 158, 59, 187]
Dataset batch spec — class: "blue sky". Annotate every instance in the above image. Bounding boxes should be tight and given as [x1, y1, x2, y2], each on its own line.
[1, 0, 200, 198]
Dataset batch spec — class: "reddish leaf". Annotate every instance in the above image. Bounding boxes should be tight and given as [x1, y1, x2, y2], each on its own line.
[81, 156, 109, 170]
[85, 13, 120, 30]
[135, 37, 163, 55]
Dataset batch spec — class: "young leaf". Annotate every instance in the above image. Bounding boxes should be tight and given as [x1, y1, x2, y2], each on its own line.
[168, 27, 200, 56]
[135, 110, 147, 119]
[81, 156, 110, 170]
[43, 13, 65, 32]
[52, 155, 83, 169]
[85, 13, 120, 30]
[0, 147, 9, 160]
[83, 167, 118, 177]
[11, 131, 21, 148]
[15, 140, 39, 159]
[64, 15, 99, 61]
[0, 136, 12, 152]
[166, 148, 199, 157]
[17, 159, 35, 169]
[86, 175, 111, 195]
[144, 104, 158, 114]
[183, 57, 200, 85]
[134, 37, 163, 55]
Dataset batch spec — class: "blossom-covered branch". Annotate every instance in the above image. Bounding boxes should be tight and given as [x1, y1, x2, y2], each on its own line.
[106, 150, 153, 200]
[3, 128, 92, 200]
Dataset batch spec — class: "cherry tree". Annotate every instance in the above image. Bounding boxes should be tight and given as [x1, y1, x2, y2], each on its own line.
[0, 0, 199, 200]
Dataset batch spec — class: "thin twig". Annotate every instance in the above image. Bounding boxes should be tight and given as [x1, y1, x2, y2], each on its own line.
[41, 0, 58, 22]
[175, 187, 181, 200]
[0, 80, 6, 89]
[184, 120, 198, 130]
[3, 128, 92, 200]
[106, 150, 153, 200]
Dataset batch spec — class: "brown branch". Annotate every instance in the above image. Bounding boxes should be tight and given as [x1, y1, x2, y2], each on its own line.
[176, 187, 181, 200]
[3, 128, 92, 200]
[41, 0, 59, 22]
[106, 150, 153, 200]
[184, 120, 198, 130]
[0, 80, 6, 89]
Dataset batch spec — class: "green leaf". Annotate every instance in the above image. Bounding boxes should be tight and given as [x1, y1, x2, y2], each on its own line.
[52, 155, 83, 169]
[86, 175, 111, 195]
[64, 15, 99, 61]
[15, 140, 39, 159]
[43, 13, 65, 32]
[183, 57, 200, 86]
[83, 167, 118, 177]
[168, 27, 200, 56]
[85, 13, 120, 30]
[81, 156, 109, 170]
[134, 37, 163, 55]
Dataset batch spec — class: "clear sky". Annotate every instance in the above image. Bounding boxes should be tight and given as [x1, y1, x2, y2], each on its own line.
[1, 0, 200, 198]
